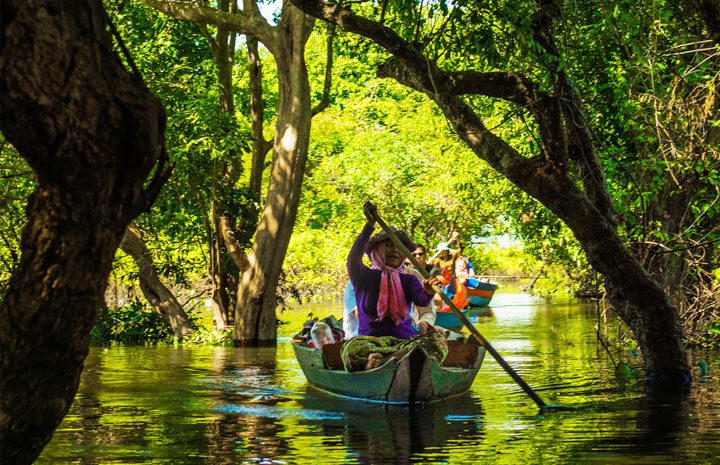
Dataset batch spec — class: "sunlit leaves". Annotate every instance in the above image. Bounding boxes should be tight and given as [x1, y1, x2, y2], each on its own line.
[0, 141, 32, 293]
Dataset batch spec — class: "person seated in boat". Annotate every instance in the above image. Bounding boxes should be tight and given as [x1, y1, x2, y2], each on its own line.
[411, 244, 442, 278]
[455, 255, 476, 282]
[403, 263, 437, 334]
[429, 233, 463, 277]
[342, 202, 447, 372]
[410, 244, 445, 312]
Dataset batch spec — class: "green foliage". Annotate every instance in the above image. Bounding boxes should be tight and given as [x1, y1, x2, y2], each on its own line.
[285, 62, 510, 294]
[183, 327, 234, 346]
[91, 302, 184, 344]
[0, 139, 32, 293]
[374, 0, 720, 301]
[106, 1, 261, 292]
[91, 301, 233, 345]
[708, 323, 720, 336]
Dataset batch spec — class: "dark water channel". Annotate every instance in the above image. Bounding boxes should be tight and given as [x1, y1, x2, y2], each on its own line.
[38, 292, 720, 464]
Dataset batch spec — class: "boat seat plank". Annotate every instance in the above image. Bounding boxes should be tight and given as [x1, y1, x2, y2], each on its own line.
[321, 341, 347, 370]
[442, 340, 479, 368]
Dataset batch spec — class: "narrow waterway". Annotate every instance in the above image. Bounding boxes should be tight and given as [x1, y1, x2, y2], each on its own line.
[38, 292, 720, 464]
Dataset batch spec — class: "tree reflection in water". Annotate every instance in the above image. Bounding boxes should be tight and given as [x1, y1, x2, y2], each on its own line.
[35, 295, 720, 464]
[294, 393, 484, 464]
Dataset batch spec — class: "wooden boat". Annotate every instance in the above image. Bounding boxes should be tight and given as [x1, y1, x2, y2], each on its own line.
[434, 277, 497, 329]
[465, 278, 498, 307]
[292, 338, 486, 403]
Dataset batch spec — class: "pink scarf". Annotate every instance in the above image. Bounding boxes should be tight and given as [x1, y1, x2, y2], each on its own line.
[369, 248, 409, 325]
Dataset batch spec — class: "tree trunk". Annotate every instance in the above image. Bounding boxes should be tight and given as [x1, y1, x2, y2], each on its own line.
[234, 7, 314, 345]
[197, 3, 244, 330]
[120, 223, 194, 339]
[431, 91, 689, 383]
[0, 0, 169, 463]
[248, 37, 273, 198]
[133, 0, 326, 345]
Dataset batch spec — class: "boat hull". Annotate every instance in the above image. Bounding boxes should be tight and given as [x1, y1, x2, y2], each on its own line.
[435, 310, 468, 330]
[465, 279, 498, 307]
[292, 340, 485, 403]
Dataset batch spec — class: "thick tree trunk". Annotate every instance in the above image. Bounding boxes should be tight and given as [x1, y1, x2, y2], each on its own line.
[538, 184, 688, 382]
[120, 223, 194, 339]
[136, 0, 321, 346]
[233, 7, 314, 345]
[0, 0, 169, 463]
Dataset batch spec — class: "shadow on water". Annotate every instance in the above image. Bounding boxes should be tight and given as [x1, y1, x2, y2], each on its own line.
[568, 388, 695, 464]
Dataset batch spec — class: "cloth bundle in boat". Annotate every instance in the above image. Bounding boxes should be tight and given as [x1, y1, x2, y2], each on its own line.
[340, 332, 448, 372]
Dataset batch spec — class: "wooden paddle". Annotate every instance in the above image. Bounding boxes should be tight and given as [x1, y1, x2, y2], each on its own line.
[366, 202, 551, 411]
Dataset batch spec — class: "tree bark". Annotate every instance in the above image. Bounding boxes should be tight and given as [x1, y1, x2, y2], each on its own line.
[196, 0, 250, 328]
[290, 0, 690, 384]
[234, 6, 315, 345]
[0, 0, 170, 462]
[248, 37, 273, 198]
[120, 223, 194, 339]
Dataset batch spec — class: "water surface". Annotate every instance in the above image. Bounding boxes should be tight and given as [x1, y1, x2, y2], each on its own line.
[38, 292, 720, 464]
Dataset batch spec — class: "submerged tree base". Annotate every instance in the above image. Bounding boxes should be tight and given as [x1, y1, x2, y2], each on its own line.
[645, 370, 693, 389]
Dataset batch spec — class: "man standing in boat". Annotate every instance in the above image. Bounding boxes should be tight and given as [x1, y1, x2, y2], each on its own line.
[342, 203, 447, 372]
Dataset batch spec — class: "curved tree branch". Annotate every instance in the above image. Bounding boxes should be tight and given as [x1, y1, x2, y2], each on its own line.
[377, 60, 567, 168]
[137, 0, 277, 52]
[292, 0, 569, 176]
[290, 0, 689, 384]
[120, 223, 194, 339]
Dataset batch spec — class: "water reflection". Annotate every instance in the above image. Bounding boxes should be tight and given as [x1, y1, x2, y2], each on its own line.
[292, 393, 484, 464]
[202, 346, 293, 465]
[36, 293, 720, 464]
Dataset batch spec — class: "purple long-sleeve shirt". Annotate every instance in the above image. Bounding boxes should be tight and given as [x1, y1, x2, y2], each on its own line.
[347, 223, 433, 338]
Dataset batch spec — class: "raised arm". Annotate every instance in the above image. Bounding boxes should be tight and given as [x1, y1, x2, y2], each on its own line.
[347, 221, 375, 282]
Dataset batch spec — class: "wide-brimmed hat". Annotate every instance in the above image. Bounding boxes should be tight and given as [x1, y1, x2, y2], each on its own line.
[366, 228, 416, 255]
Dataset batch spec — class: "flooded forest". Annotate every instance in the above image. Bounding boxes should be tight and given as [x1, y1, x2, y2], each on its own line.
[2, 0, 720, 463]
